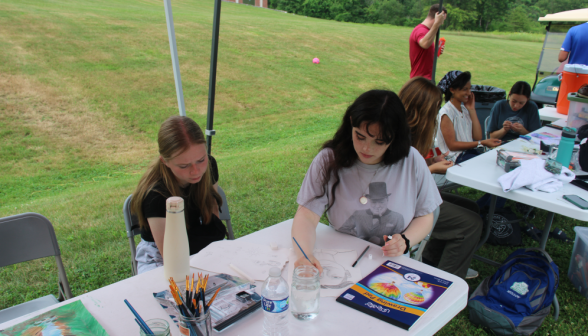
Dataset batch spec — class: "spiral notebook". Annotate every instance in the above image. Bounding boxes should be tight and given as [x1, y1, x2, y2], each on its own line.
[336, 261, 453, 330]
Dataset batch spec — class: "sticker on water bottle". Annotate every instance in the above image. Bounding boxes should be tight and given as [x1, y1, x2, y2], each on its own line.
[261, 297, 289, 313]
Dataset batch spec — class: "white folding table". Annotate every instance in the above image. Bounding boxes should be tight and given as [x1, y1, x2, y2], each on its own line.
[539, 106, 567, 122]
[447, 124, 588, 247]
[446, 123, 588, 320]
[0, 219, 468, 335]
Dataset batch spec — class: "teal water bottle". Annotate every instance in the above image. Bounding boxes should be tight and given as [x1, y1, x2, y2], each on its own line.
[555, 127, 577, 168]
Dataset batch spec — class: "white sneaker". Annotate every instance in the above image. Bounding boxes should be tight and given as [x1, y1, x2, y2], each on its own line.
[466, 268, 479, 279]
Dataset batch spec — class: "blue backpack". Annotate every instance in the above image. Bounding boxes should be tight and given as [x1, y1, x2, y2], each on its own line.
[468, 248, 559, 335]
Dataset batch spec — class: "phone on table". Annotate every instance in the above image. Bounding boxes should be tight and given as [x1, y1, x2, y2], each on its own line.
[563, 194, 588, 210]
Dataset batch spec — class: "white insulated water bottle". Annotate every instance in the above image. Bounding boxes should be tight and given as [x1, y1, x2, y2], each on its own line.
[163, 196, 190, 282]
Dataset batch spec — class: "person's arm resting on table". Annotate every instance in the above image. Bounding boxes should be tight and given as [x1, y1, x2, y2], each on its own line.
[382, 212, 434, 257]
[291, 205, 324, 273]
[440, 115, 500, 150]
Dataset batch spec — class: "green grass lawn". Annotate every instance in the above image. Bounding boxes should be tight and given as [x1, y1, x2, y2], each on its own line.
[1, 0, 587, 334]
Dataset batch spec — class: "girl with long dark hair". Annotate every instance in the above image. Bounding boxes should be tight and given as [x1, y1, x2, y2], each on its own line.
[291, 90, 442, 272]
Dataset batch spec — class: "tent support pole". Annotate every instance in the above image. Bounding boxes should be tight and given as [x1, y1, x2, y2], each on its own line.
[206, 0, 222, 155]
[432, 0, 444, 84]
[163, 0, 186, 116]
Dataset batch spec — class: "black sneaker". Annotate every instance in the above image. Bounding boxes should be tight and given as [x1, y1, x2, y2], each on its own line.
[523, 224, 542, 242]
[549, 227, 573, 243]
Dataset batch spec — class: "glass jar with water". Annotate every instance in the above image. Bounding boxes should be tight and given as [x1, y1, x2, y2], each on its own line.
[290, 265, 320, 320]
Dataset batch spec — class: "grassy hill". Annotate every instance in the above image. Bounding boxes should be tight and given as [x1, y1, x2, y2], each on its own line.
[1, 0, 586, 334]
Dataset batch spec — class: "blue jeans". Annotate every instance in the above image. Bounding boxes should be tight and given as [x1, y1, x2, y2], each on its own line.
[455, 149, 481, 164]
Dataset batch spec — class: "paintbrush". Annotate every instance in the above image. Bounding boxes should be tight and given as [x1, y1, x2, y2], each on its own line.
[292, 237, 312, 264]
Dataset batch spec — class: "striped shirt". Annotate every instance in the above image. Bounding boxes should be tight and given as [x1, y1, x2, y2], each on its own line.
[436, 102, 473, 162]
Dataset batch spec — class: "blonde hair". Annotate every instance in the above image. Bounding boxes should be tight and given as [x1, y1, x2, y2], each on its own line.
[398, 77, 443, 157]
[131, 116, 221, 230]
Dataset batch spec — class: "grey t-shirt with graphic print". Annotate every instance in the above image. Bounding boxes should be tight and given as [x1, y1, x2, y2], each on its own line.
[296, 147, 442, 246]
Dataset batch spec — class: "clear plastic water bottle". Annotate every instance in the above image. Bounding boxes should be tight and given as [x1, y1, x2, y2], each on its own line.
[261, 267, 289, 336]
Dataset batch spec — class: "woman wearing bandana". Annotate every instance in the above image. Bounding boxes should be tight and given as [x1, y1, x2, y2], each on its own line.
[436, 71, 501, 163]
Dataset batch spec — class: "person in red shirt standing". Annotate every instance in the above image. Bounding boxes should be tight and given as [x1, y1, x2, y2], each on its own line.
[409, 4, 447, 80]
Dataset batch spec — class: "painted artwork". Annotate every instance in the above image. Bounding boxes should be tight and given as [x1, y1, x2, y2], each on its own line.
[363, 266, 443, 309]
[369, 281, 401, 299]
[337, 261, 453, 330]
[0, 300, 108, 336]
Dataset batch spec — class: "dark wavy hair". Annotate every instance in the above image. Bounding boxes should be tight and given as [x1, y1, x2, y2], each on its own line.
[444, 71, 471, 102]
[316, 90, 411, 212]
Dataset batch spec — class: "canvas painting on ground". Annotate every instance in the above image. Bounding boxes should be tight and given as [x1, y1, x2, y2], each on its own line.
[0, 300, 108, 336]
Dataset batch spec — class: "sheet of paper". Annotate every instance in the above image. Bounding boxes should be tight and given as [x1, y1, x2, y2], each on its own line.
[189, 240, 289, 281]
[531, 131, 561, 146]
[288, 249, 362, 297]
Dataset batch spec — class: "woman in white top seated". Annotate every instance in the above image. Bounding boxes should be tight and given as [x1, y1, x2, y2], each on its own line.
[291, 89, 442, 272]
[436, 71, 501, 164]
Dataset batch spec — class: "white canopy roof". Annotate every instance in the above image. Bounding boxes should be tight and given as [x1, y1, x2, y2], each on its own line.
[539, 8, 588, 22]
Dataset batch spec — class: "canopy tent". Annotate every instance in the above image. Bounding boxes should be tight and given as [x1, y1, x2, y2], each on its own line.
[539, 8, 588, 22]
[163, 0, 222, 154]
[164, 0, 450, 141]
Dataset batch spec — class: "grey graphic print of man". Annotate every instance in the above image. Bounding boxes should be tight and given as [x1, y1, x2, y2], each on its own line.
[340, 182, 404, 245]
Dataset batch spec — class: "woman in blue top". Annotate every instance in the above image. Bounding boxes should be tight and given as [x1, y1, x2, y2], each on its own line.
[488, 81, 541, 142]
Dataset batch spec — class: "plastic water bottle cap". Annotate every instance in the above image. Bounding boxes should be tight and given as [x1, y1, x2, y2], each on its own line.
[166, 196, 184, 213]
[269, 267, 281, 277]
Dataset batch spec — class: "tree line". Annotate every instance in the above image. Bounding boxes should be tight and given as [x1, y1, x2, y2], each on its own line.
[268, 0, 588, 33]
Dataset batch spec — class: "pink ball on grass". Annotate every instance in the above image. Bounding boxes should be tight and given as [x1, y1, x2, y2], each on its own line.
[312, 58, 320, 64]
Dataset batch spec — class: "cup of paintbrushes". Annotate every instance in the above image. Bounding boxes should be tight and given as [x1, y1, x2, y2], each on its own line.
[178, 309, 212, 336]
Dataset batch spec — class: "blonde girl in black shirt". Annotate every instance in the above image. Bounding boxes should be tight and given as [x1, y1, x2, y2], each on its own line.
[131, 116, 225, 274]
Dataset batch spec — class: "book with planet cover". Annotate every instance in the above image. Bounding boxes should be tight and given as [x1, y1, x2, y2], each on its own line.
[336, 260, 453, 330]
